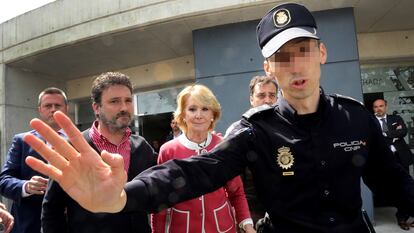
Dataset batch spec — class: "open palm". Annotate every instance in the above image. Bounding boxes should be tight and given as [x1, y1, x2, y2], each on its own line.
[25, 111, 127, 213]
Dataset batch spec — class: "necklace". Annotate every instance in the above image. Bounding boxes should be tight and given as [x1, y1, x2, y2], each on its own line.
[178, 133, 212, 155]
[197, 140, 208, 155]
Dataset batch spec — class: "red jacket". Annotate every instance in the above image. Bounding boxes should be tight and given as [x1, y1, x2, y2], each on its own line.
[152, 133, 251, 233]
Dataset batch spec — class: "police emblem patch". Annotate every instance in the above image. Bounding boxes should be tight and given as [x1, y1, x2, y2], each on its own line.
[273, 8, 291, 28]
[277, 146, 294, 170]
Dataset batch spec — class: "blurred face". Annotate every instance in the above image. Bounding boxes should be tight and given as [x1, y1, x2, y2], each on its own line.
[38, 94, 68, 130]
[250, 82, 277, 107]
[170, 119, 180, 131]
[183, 96, 214, 134]
[264, 38, 326, 104]
[373, 99, 387, 117]
[93, 85, 133, 132]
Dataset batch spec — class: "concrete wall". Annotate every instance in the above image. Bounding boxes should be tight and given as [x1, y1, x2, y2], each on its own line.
[0, 67, 67, 164]
[0, 0, 273, 64]
[0, 64, 5, 168]
[358, 29, 414, 62]
[67, 55, 195, 100]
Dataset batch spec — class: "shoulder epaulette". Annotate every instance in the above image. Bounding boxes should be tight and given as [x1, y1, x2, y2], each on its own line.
[330, 94, 364, 106]
[242, 104, 274, 120]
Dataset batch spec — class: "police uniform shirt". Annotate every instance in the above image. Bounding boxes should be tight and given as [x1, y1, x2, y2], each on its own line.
[124, 89, 414, 233]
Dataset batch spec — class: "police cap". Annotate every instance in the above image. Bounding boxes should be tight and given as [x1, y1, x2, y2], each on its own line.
[256, 3, 319, 58]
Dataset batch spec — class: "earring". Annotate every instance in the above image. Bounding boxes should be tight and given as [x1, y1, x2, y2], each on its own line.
[211, 119, 214, 122]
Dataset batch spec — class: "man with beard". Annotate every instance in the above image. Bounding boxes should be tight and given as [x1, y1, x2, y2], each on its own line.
[0, 87, 68, 233]
[41, 72, 157, 233]
[165, 118, 182, 142]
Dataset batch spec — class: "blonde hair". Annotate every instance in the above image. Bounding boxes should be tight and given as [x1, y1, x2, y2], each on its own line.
[174, 84, 221, 133]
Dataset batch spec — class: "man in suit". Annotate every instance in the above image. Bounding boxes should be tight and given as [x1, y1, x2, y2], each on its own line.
[373, 98, 414, 230]
[41, 72, 157, 233]
[165, 118, 181, 142]
[0, 87, 68, 233]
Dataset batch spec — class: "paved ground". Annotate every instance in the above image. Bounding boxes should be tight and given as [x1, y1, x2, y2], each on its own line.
[374, 207, 413, 233]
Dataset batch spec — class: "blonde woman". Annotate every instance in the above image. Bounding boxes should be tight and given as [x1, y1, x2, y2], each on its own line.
[151, 84, 255, 233]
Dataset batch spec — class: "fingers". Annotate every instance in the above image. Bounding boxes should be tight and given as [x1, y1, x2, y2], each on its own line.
[27, 176, 49, 195]
[0, 209, 14, 233]
[25, 156, 63, 182]
[29, 118, 79, 161]
[101, 150, 125, 171]
[25, 183, 45, 195]
[24, 134, 69, 171]
[32, 175, 48, 184]
[4, 219, 14, 233]
[53, 111, 94, 154]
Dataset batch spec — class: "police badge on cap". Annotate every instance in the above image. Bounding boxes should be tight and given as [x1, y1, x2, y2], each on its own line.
[273, 8, 291, 27]
[256, 3, 320, 58]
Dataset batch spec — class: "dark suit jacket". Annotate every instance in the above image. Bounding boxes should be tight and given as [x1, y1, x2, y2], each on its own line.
[41, 129, 157, 233]
[382, 114, 413, 167]
[0, 130, 47, 233]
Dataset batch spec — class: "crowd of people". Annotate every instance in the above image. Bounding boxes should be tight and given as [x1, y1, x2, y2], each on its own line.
[0, 2, 413, 233]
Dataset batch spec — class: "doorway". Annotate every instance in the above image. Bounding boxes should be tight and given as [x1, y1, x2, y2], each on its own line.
[138, 112, 173, 152]
[134, 85, 186, 150]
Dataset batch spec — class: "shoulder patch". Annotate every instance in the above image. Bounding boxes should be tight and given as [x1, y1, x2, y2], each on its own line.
[330, 94, 364, 106]
[242, 104, 274, 120]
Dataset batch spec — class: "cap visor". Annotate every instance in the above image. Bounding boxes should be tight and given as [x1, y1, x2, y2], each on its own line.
[261, 26, 319, 58]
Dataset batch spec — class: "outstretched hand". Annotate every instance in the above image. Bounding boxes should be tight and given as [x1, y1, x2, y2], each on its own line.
[24, 111, 127, 213]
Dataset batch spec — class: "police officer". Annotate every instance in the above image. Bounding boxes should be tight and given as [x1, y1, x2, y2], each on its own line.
[24, 3, 414, 233]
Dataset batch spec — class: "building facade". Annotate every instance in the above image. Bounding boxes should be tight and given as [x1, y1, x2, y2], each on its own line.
[1, 0, 414, 222]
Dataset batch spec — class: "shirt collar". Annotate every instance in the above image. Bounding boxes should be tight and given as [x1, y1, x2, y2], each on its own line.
[178, 132, 213, 151]
[375, 114, 387, 121]
[90, 120, 131, 143]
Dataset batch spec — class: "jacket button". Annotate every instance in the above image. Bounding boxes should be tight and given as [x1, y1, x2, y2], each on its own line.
[329, 217, 335, 222]
[324, 190, 330, 196]
[320, 160, 326, 166]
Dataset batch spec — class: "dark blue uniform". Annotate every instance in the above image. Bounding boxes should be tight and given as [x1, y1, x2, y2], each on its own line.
[124, 90, 414, 233]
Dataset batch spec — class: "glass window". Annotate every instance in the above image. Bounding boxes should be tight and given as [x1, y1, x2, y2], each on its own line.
[361, 63, 414, 149]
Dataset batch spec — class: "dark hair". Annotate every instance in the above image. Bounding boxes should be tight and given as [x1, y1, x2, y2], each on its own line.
[38, 87, 68, 106]
[373, 98, 387, 106]
[249, 76, 278, 96]
[91, 72, 133, 104]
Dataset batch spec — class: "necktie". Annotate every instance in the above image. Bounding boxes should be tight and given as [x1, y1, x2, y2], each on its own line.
[380, 118, 388, 132]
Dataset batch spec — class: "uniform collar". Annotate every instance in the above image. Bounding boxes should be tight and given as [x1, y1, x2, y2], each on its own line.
[276, 87, 328, 123]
